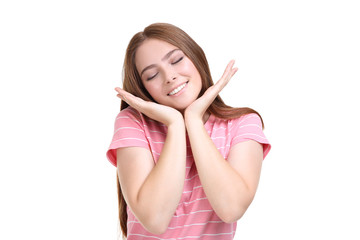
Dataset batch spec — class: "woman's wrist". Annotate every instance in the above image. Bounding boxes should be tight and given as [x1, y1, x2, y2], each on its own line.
[167, 115, 186, 131]
[184, 114, 204, 132]
[184, 109, 208, 126]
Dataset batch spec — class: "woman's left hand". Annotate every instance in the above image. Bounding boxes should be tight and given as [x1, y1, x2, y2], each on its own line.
[184, 60, 238, 122]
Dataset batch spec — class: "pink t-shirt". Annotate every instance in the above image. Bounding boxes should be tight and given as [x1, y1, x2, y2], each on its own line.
[106, 107, 271, 239]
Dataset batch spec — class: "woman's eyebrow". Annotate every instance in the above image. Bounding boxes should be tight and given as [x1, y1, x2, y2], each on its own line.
[140, 49, 181, 77]
[162, 48, 180, 61]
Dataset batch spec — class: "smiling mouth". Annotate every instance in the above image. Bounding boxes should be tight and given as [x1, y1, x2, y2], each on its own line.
[168, 81, 189, 96]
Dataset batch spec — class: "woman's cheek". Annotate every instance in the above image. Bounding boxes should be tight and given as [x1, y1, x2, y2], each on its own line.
[185, 60, 200, 77]
[147, 84, 164, 101]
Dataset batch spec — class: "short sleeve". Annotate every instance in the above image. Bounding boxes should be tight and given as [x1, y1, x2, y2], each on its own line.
[230, 113, 271, 159]
[106, 107, 150, 167]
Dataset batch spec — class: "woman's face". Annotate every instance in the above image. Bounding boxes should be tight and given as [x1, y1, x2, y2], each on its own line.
[135, 38, 202, 112]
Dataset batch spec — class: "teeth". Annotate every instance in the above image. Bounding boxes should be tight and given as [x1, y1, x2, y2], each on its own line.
[169, 82, 187, 96]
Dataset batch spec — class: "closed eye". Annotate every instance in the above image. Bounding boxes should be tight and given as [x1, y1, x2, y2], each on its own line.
[147, 72, 158, 81]
[172, 57, 183, 65]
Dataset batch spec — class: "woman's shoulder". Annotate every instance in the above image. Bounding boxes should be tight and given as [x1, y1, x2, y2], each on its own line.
[234, 113, 262, 123]
[117, 106, 142, 119]
[229, 113, 263, 131]
[116, 106, 166, 131]
[112, 107, 144, 130]
[211, 113, 262, 127]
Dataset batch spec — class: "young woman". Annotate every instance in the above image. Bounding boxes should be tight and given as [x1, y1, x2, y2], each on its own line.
[106, 23, 271, 239]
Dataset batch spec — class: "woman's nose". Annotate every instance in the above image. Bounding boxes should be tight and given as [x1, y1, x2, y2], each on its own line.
[166, 76, 176, 84]
[164, 69, 177, 84]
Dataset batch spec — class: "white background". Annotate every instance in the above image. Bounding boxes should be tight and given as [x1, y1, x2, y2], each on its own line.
[1, 0, 359, 239]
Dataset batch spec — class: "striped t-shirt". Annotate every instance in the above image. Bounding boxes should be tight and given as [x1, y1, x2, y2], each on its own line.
[106, 107, 271, 240]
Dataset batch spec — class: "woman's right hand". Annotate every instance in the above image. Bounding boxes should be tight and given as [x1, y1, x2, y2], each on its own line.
[115, 87, 184, 127]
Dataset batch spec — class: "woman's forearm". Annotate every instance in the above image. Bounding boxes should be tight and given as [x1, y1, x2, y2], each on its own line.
[185, 117, 254, 223]
[136, 120, 186, 233]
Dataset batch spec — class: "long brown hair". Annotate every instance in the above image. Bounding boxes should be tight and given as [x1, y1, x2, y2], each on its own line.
[117, 23, 264, 238]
